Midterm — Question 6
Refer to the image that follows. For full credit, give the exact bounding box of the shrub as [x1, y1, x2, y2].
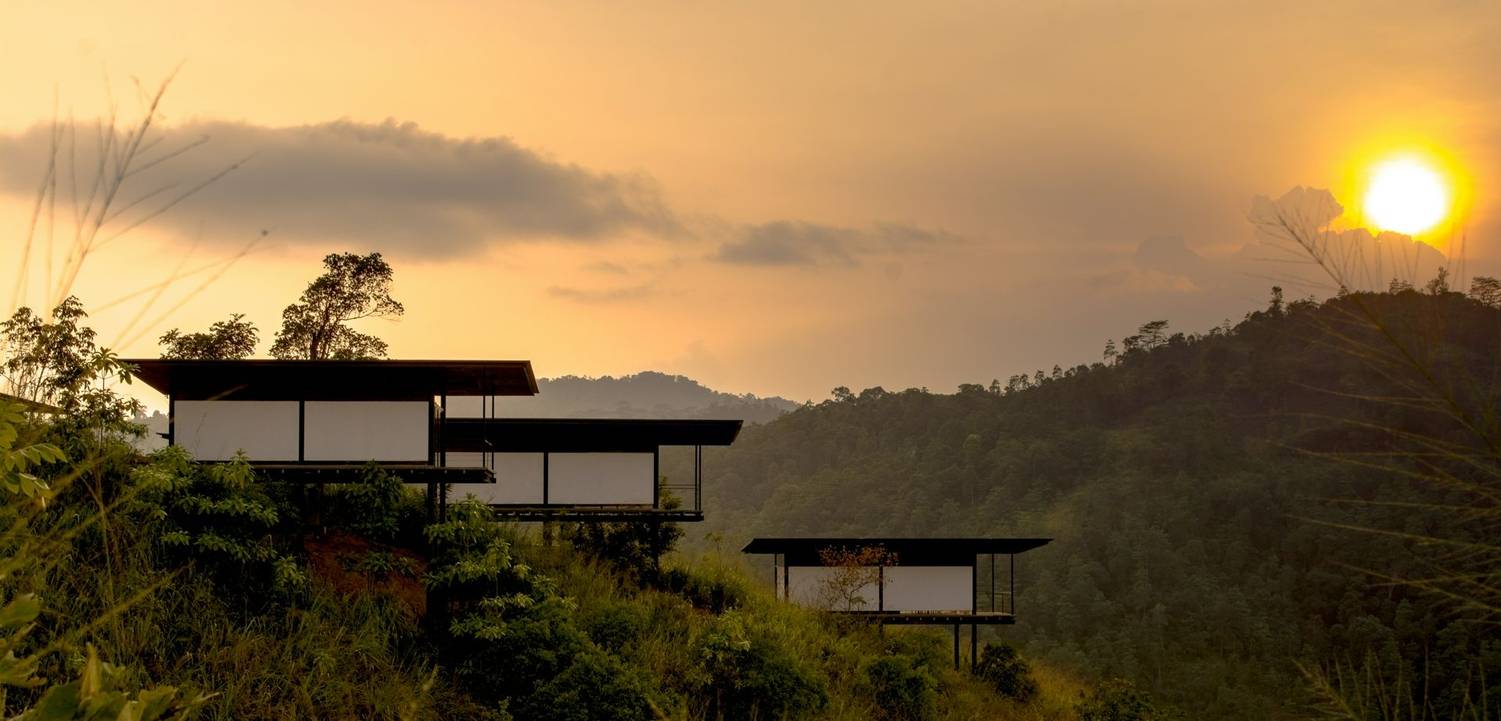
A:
[131, 447, 305, 604]
[975, 642, 1038, 703]
[327, 463, 426, 544]
[694, 611, 827, 721]
[863, 655, 938, 721]
[656, 559, 748, 614]
[564, 497, 684, 582]
[514, 650, 664, 721]
[425, 500, 584, 705]
[583, 602, 649, 653]
[1077, 678, 1182, 721]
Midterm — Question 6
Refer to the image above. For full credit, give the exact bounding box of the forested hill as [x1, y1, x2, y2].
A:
[493, 371, 798, 423]
[692, 288, 1501, 720]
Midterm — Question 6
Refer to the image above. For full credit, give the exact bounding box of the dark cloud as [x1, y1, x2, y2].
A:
[547, 283, 657, 304]
[713, 221, 954, 267]
[0, 119, 681, 256]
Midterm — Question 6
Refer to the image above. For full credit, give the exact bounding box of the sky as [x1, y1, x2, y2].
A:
[2, 1, 1499, 403]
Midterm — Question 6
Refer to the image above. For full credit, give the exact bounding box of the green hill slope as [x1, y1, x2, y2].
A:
[687, 289, 1501, 720]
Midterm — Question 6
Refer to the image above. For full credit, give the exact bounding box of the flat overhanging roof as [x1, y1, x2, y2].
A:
[444, 418, 743, 452]
[124, 359, 538, 401]
[742, 537, 1052, 565]
[0, 392, 61, 414]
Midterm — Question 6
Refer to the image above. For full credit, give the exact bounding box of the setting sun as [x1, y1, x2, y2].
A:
[1363, 156, 1450, 235]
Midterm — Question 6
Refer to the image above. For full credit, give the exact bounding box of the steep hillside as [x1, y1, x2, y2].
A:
[685, 289, 1501, 720]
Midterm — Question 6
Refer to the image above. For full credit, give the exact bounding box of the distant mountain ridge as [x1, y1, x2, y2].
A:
[493, 371, 799, 423]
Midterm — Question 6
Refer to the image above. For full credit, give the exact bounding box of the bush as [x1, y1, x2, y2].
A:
[131, 447, 304, 604]
[327, 463, 426, 544]
[1077, 678, 1182, 721]
[564, 500, 684, 582]
[975, 642, 1038, 703]
[863, 655, 938, 721]
[583, 602, 649, 653]
[425, 500, 585, 705]
[694, 611, 827, 721]
[656, 559, 748, 614]
[514, 650, 663, 721]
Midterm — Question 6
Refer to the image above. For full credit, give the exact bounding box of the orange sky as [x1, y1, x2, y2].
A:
[3, 1, 1499, 403]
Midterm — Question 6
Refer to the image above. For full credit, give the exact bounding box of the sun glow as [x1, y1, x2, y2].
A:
[1362, 156, 1450, 235]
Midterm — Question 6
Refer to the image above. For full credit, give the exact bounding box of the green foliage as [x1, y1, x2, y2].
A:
[1076, 679, 1180, 721]
[692, 610, 828, 721]
[18, 645, 207, 721]
[131, 447, 303, 601]
[327, 464, 426, 544]
[513, 650, 662, 721]
[976, 643, 1038, 703]
[270, 252, 404, 360]
[158, 314, 258, 360]
[425, 500, 584, 706]
[656, 559, 748, 614]
[862, 655, 938, 721]
[0, 401, 65, 500]
[0, 298, 143, 445]
[582, 602, 649, 654]
[564, 494, 684, 582]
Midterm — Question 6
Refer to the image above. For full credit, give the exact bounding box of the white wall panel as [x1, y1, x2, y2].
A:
[779, 565, 973, 612]
[883, 566, 973, 612]
[303, 401, 430, 462]
[548, 452, 654, 505]
[450, 453, 545, 504]
[174, 401, 299, 461]
[783, 566, 879, 610]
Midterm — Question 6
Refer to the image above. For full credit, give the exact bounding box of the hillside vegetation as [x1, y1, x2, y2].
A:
[0, 393, 1101, 718]
[689, 287, 1501, 720]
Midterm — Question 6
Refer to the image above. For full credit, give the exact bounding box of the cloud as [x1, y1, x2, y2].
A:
[547, 283, 657, 304]
[0, 119, 681, 257]
[582, 261, 630, 274]
[1248, 186, 1449, 293]
[713, 221, 954, 267]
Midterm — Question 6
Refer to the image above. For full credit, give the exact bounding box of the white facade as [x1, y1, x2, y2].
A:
[174, 400, 300, 462]
[303, 401, 430, 462]
[442, 452, 547, 505]
[547, 452, 655, 505]
[778, 564, 974, 613]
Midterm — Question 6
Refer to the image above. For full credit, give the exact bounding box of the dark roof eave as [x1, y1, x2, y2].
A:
[741, 537, 1053, 556]
[444, 417, 743, 451]
[122, 359, 539, 400]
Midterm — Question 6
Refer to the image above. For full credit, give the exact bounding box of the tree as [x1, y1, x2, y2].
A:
[1468, 276, 1501, 307]
[815, 545, 896, 611]
[159, 314, 258, 359]
[269, 253, 404, 360]
[0, 297, 141, 433]
[1423, 266, 1451, 295]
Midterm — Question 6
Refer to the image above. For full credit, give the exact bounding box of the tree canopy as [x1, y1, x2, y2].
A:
[159, 314, 259, 360]
[270, 252, 404, 360]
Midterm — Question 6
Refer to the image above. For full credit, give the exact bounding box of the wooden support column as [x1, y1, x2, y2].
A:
[952, 624, 961, 670]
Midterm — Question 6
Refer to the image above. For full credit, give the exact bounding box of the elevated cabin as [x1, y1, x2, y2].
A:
[125, 359, 741, 521]
[743, 537, 1052, 668]
[442, 418, 740, 522]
